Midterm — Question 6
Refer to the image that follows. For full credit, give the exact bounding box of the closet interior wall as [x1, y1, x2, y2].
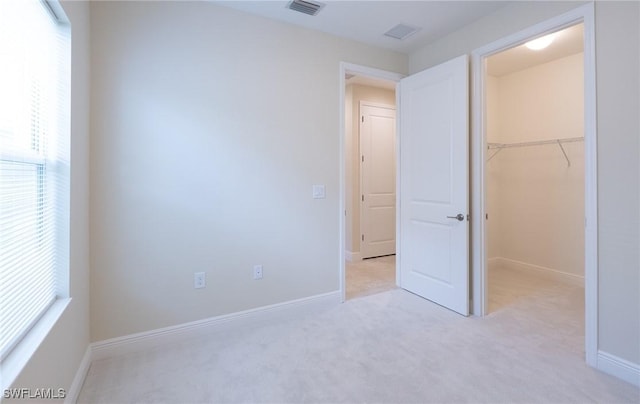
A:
[487, 52, 585, 282]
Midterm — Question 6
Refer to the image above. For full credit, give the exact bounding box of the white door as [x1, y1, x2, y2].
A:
[399, 55, 469, 316]
[360, 103, 396, 259]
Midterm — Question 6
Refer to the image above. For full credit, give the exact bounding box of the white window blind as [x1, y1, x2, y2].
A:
[0, 0, 70, 360]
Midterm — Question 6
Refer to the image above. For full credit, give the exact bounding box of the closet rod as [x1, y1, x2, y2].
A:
[486, 136, 584, 166]
[487, 136, 584, 150]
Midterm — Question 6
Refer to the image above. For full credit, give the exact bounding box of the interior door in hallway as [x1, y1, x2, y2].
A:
[399, 55, 469, 316]
[360, 103, 396, 259]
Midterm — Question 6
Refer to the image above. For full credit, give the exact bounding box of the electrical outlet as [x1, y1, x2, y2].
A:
[253, 265, 263, 280]
[194, 272, 205, 289]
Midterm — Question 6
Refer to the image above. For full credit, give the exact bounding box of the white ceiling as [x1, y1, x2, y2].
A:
[214, 1, 584, 89]
[487, 23, 584, 76]
[214, 1, 508, 54]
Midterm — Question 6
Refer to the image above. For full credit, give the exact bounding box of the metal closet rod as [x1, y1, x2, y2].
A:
[486, 136, 584, 166]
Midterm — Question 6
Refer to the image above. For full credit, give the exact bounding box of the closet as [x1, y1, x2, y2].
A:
[486, 24, 585, 312]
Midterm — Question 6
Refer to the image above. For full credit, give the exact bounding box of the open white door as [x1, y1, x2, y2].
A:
[360, 103, 396, 259]
[398, 55, 469, 316]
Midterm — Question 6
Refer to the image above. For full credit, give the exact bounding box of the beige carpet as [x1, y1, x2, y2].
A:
[346, 255, 396, 300]
[78, 267, 639, 403]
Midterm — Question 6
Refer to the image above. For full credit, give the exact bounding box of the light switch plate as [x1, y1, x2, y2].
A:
[312, 185, 326, 199]
[253, 265, 263, 280]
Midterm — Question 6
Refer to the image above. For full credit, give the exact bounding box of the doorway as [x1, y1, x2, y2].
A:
[472, 3, 597, 365]
[485, 23, 585, 316]
[341, 57, 470, 307]
[340, 65, 402, 301]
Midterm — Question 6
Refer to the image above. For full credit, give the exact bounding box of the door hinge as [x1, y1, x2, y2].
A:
[361, 234, 364, 241]
[361, 195, 364, 202]
[362, 155, 364, 162]
[361, 116, 364, 123]
[486, 213, 488, 220]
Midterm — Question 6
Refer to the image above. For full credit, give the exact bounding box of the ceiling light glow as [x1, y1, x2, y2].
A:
[525, 34, 555, 50]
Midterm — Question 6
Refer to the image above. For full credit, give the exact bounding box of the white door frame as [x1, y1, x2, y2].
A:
[339, 63, 403, 302]
[470, 3, 597, 365]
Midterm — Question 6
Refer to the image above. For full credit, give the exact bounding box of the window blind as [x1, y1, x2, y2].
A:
[0, 0, 70, 360]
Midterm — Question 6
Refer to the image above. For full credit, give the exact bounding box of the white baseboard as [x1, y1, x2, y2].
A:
[91, 291, 341, 361]
[66, 292, 340, 402]
[597, 351, 640, 387]
[65, 346, 92, 404]
[489, 257, 584, 287]
[66, 289, 638, 397]
[345, 250, 362, 262]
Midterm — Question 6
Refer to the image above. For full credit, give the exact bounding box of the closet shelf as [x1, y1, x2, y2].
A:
[486, 136, 584, 166]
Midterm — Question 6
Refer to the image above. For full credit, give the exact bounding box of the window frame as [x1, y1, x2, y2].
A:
[0, 0, 72, 391]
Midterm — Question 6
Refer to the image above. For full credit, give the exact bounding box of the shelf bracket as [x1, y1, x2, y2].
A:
[557, 140, 570, 167]
[487, 147, 502, 162]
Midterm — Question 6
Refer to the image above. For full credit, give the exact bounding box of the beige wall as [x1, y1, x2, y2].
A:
[410, 1, 639, 366]
[595, 1, 640, 365]
[486, 75, 501, 260]
[8, 0, 91, 398]
[90, 1, 407, 341]
[487, 53, 585, 278]
[345, 84, 396, 257]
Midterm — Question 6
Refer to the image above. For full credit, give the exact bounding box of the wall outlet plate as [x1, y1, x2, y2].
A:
[194, 272, 205, 288]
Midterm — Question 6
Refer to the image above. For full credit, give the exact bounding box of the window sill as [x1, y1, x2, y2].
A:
[1, 298, 71, 391]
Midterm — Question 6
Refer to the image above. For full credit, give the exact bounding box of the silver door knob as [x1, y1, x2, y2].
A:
[447, 214, 464, 221]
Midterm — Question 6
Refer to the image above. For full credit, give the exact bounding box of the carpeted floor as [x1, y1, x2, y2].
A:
[78, 266, 639, 403]
[346, 255, 396, 300]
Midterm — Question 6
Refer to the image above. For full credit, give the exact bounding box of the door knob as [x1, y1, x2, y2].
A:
[447, 214, 464, 221]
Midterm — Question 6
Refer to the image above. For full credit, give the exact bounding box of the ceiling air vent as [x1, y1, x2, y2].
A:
[287, 0, 325, 16]
[384, 24, 420, 40]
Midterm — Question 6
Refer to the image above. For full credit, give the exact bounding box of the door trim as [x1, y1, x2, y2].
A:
[470, 3, 597, 365]
[339, 63, 403, 302]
